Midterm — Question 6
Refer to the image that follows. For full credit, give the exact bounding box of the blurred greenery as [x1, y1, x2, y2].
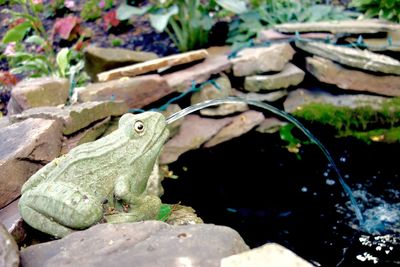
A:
[349, 0, 400, 22]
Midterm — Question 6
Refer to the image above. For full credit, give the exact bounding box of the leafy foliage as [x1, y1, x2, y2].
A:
[228, 0, 359, 46]
[117, 0, 247, 52]
[81, 0, 114, 21]
[349, 0, 400, 22]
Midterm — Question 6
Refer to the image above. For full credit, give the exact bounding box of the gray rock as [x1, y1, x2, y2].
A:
[7, 77, 69, 115]
[160, 115, 234, 164]
[232, 89, 288, 102]
[98, 49, 209, 82]
[190, 75, 232, 105]
[244, 63, 305, 92]
[256, 117, 287, 134]
[221, 243, 313, 267]
[84, 46, 158, 81]
[200, 103, 249, 117]
[306, 56, 400, 96]
[204, 110, 265, 147]
[0, 199, 26, 245]
[20, 221, 249, 267]
[284, 88, 390, 114]
[296, 41, 400, 75]
[164, 47, 232, 93]
[0, 223, 19, 267]
[77, 75, 173, 109]
[10, 101, 128, 135]
[275, 19, 400, 34]
[257, 29, 334, 43]
[0, 117, 10, 128]
[0, 118, 62, 208]
[231, 44, 295, 77]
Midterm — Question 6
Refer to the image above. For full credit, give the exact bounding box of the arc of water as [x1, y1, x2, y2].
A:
[166, 96, 365, 225]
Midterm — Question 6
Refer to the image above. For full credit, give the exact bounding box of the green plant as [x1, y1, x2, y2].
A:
[117, 0, 247, 52]
[228, 0, 359, 46]
[1, 0, 88, 86]
[81, 0, 114, 21]
[350, 0, 400, 22]
[110, 37, 124, 47]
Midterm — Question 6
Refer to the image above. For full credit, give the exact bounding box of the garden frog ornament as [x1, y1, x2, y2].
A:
[19, 112, 169, 238]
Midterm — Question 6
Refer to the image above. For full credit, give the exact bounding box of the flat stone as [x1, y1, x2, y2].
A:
[98, 49, 209, 82]
[296, 41, 400, 75]
[190, 75, 232, 104]
[160, 115, 234, 164]
[275, 19, 400, 34]
[10, 101, 128, 135]
[204, 110, 265, 148]
[221, 243, 313, 267]
[0, 118, 62, 208]
[231, 43, 295, 77]
[256, 117, 287, 134]
[164, 48, 231, 93]
[0, 199, 26, 245]
[20, 221, 249, 267]
[60, 117, 111, 154]
[7, 77, 69, 115]
[77, 75, 173, 109]
[283, 88, 389, 114]
[200, 103, 249, 117]
[0, 117, 10, 128]
[257, 29, 334, 42]
[232, 89, 288, 102]
[0, 223, 19, 267]
[84, 46, 158, 81]
[306, 56, 400, 97]
[345, 30, 400, 52]
[244, 63, 305, 92]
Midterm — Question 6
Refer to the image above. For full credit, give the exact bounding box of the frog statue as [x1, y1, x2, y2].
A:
[18, 112, 170, 238]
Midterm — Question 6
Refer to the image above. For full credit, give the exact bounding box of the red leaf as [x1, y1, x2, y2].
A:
[53, 15, 81, 40]
[103, 10, 120, 31]
[0, 71, 18, 86]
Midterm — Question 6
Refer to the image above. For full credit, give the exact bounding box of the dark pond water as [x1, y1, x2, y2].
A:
[162, 126, 400, 267]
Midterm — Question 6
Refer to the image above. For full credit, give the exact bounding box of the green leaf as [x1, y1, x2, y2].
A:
[2, 21, 31, 44]
[157, 204, 172, 221]
[149, 5, 179, 32]
[56, 48, 70, 77]
[216, 0, 247, 14]
[25, 35, 45, 46]
[116, 3, 151, 20]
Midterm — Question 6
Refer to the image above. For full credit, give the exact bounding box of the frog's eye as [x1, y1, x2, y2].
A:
[134, 120, 145, 133]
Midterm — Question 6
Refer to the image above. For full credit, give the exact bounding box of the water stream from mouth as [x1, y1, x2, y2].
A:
[166, 96, 366, 227]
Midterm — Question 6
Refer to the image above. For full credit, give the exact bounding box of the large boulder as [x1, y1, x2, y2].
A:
[7, 77, 69, 115]
[0, 118, 62, 208]
[20, 221, 249, 267]
[84, 46, 158, 81]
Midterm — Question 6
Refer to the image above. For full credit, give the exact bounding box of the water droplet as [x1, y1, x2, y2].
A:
[326, 179, 335, 186]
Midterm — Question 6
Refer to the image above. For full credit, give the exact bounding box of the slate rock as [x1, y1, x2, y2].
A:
[10, 101, 128, 135]
[204, 110, 265, 147]
[7, 77, 69, 115]
[84, 46, 158, 81]
[231, 44, 295, 77]
[306, 56, 400, 97]
[244, 63, 305, 92]
[275, 19, 400, 34]
[0, 199, 26, 244]
[221, 243, 313, 267]
[20, 221, 249, 267]
[0, 118, 62, 208]
[160, 115, 234, 164]
[256, 117, 287, 134]
[232, 89, 288, 102]
[98, 49, 208, 82]
[164, 47, 232, 92]
[296, 41, 400, 75]
[0, 223, 19, 267]
[77, 75, 173, 109]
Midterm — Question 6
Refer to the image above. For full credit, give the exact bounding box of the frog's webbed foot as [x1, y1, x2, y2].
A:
[105, 195, 161, 224]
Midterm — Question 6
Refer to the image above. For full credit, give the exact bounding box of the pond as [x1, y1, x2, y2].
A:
[162, 112, 400, 267]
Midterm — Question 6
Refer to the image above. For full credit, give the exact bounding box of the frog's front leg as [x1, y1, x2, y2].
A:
[106, 175, 161, 223]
